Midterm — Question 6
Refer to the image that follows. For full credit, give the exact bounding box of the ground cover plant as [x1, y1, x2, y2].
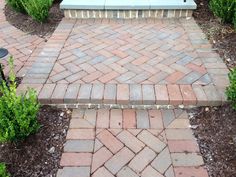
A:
[0, 163, 10, 177]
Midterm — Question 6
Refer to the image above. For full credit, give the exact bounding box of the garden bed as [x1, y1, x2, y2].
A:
[191, 1, 236, 177]
[189, 105, 236, 177]
[0, 106, 71, 177]
[193, 0, 236, 69]
[4, 0, 64, 38]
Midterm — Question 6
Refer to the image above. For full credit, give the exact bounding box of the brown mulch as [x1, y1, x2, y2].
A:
[4, 0, 64, 38]
[193, 0, 236, 69]
[0, 106, 71, 177]
[193, 2, 236, 176]
[189, 105, 236, 177]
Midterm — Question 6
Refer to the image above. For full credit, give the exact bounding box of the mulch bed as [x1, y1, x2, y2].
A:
[193, 0, 236, 69]
[189, 105, 236, 177]
[4, 0, 64, 38]
[192, 1, 236, 177]
[0, 106, 71, 177]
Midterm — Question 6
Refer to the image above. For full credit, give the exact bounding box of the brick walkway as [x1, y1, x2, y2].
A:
[19, 18, 229, 106]
[57, 108, 209, 177]
[0, 0, 45, 77]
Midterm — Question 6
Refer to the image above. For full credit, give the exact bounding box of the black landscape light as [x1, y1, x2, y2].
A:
[0, 48, 9, 84]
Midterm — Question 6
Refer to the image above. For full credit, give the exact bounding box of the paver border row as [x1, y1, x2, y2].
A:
[17, 83, 226, 106]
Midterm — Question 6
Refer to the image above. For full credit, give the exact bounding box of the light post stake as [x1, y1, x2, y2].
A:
[0, 48, 9, 85]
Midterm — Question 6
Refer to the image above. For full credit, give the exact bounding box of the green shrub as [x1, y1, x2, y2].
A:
[0, 163, 10, 177]
[234, 12, 236, 29]
[6, 0, 25, 13]
[22, 0, 53, 22]
[0, 57, 40, 142]
[226, 68, 236, 109]
[210, 0, 236, 24]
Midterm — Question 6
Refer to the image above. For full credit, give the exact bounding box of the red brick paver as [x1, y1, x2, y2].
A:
[0, 1, 45, 77]
[57, 108, 209, 177]
[18, 18, 228, 106]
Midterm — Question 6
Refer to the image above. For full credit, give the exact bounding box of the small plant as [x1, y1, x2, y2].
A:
[21, 0, 53, 22]
[0, 163, 10, 177]
[0, 57, 40, 142]
[6, 0, 25, 13]
[210, 0, 236, 24]
[226, 68, 236, 109]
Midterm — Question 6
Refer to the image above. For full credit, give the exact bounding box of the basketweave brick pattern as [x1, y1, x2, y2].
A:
[0, 1, 45, 77]
[20, 18, 229, 106]
[57, 108, 209, 177]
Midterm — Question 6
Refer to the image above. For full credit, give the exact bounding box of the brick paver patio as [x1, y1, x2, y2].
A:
[57, 108, 209, 177]
[0, 0, 45, 77]
[0, 2, 228, 177]
[18, 18, 229, 106]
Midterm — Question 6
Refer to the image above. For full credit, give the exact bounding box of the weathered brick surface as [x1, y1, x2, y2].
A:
[17, 18, 228, 106]
[60, 153, 92, 166]
[58, 109, 209, 177]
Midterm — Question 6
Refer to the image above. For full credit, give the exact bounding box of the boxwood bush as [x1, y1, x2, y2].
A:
[210, 0, 236, 28]
[22, 0, 53, 22]
[226, 68, 236, 109]
[6, 0, 53, 22]
[6, 0, 25, 13]
[0, 163, 10, 177]
[0, 57, 40, 142]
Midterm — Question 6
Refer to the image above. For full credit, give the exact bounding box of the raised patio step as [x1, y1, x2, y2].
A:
[60, 0, 197, 19]
[17, 83, 227, 107]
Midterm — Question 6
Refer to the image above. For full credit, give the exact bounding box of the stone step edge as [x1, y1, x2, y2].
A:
[17, 83, 227, 106]
[60, 0, 197, 10]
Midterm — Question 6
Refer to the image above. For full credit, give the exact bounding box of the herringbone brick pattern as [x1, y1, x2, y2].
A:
[0, 0, 45, 77]
[57, 108, 209, 177]
[47, 19, 211, 85]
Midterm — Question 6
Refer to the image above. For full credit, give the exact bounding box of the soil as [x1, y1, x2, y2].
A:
[189, 105, 236, 177]
[4, 0, 64, 38]
[0, 106, 71, 177]
[193, 0, 236, 69]
[192, 2, 236, 176]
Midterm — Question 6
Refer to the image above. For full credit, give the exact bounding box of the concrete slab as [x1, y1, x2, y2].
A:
[105, 0, 150, 10]
[60, 0, 106, 9]
[149, 0, 197, 9]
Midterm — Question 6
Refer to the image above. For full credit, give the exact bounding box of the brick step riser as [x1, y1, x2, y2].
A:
[17, 83, 227, 107]
[64, 9, 193, 19]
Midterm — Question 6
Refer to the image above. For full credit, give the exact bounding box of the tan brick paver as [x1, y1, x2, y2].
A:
[0, 1, 45, 77]
[57, 108, 209, 177]
[18, 17, 229, 106]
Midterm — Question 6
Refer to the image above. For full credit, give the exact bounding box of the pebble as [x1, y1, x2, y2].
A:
[48, 147, 55, 154]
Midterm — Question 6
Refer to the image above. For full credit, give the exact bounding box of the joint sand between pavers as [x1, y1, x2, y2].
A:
[19, 17, 229, 106]
[57, 108, 209, 177]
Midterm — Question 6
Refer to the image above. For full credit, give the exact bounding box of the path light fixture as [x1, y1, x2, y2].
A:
[0, 48, 9, 85]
